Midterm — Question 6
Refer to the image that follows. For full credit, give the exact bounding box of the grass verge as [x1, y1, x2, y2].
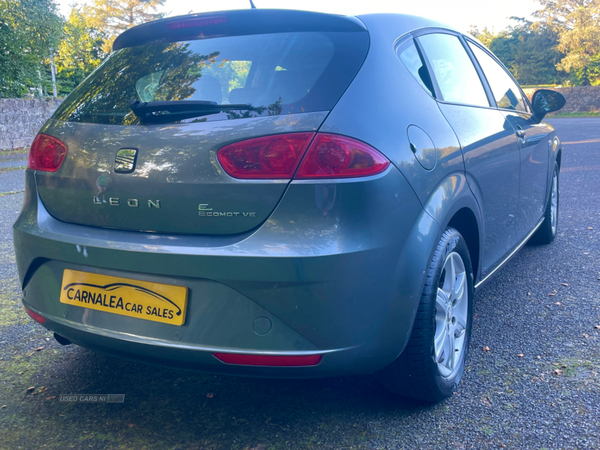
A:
[0, 166, 26, 174]
[548, 111, 600, 118]
[0, 148, 28, 156]
[0, 190, 25, 197]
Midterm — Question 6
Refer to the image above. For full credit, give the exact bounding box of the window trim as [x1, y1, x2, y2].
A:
[463, 37, 533, 115]
[412, 37, 443, 100]
[394, 34, 439, 100]
[412, 28, 494, 110]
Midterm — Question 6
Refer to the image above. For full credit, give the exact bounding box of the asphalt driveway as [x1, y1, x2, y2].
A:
[0, 118, 599, 450]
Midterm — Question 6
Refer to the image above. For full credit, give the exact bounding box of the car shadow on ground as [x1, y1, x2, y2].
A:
[25, 344, 437, 447]
[52, 345, 431, 411]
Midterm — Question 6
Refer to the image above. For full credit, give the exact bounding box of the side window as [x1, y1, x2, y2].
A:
[468, 42, 527, 113]
[397, 40, 435, 97]
[417, 33, 489, 107]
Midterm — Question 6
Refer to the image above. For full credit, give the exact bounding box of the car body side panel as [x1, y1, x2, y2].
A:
[501, 111, 554, 240]
[437, 104, 520, 277]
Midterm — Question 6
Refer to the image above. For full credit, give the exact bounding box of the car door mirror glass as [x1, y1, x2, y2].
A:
[531, 89, 566, 122]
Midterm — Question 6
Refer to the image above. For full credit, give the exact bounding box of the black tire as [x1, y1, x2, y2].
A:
[529, 161, 559, 245]
[375, 227, 474, 403]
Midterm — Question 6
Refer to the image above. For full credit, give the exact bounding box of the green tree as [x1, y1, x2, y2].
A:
[0, 0, 63, 97]
[84, 0, 165, 54]
[56, 8, 103, 96]
[536, 0, 600, 85]
[55, 42, 214, 124]
[489, 19, 564, 85]
[469, 26, 498, 48]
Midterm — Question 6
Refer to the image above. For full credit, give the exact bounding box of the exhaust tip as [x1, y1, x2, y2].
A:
[54, 333, 71, 346]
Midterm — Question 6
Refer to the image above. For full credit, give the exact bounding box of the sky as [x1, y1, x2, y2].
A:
[56, 0, 542, 33]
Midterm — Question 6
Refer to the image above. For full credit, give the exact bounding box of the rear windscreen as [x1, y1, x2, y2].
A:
[53, 31, 369, 125]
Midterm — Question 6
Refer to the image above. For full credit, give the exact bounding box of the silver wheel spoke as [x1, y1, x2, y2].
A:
[454, 272, 466, 299]
[447, 326, 456, 370]
[435, 327, 447, 363]
[447, 255, 456, 294]
[436, 289, 449, 314]
[455, 309, 467, 335]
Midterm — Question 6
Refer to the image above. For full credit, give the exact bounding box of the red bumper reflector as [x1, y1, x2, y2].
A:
[213, 353, 322, 367]
[24, 306, 46, 325]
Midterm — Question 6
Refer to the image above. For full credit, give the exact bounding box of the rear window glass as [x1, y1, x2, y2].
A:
[53, 31, 368, 125]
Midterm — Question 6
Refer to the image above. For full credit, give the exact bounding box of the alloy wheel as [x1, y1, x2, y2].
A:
[434, 251, 469, 378]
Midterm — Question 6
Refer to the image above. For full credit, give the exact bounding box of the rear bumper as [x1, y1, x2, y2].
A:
[14, 169, 440, 377]
[23, 303, 367, 378]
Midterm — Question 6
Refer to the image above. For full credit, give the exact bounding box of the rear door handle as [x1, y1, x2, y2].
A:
[515, 126, 526, 142]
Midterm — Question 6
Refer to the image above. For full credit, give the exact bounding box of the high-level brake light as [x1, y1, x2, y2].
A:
[165, 16, 228, 30]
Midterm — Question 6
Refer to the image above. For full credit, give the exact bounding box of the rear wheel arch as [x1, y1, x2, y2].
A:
[446, 208, 480, 283]
[422, 173, 483, 284]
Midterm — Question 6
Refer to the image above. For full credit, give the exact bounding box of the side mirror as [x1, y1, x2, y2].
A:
[530, 89, 566, 123]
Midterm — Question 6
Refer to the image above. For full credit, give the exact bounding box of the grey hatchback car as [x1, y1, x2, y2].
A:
[14, 9, 565, 402]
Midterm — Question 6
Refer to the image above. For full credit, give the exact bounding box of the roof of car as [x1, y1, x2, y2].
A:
[356, 13, 459, 37]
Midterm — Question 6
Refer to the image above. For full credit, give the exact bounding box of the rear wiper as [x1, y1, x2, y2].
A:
[130, 100, 254, 122]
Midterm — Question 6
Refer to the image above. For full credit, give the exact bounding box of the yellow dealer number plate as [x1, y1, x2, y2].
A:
[60, 270, 188, 326]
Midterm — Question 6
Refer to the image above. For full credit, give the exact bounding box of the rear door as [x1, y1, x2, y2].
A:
[415, 31, 521, 276]
[466, 40, 553, 240]
[36, 11, 369, 235]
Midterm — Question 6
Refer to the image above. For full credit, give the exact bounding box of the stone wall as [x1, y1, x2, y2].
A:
[0, 98, 63, 150]
[523, 86, 600, 115]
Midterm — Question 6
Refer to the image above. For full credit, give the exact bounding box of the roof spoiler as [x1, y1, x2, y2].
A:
[113, 9, 367, 51]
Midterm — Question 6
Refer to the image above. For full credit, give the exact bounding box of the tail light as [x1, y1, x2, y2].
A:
[213, 353, 322, 366]
[295, 134, 389, 179]
[28, 134, 67, 172]
[217, 133, 389, 180]
[217, 133, 315, 179]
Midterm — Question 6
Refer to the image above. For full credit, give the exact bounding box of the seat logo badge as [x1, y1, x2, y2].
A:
[114, 148, 138, 173]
